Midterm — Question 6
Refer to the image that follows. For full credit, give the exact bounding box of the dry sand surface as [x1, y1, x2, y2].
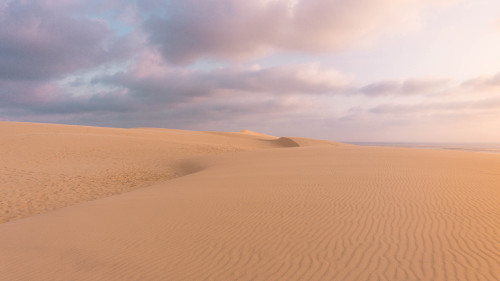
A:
[0, 122, 499, 280]
[0, 122, 286, 223]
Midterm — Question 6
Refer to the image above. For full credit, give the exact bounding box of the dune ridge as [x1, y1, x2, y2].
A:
[239, 129, 276, 138]
[0, 122, 499, 280]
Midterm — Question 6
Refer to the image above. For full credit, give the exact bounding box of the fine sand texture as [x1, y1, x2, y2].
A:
[0, 122, 285, 223]
[0, 122, 499, 280]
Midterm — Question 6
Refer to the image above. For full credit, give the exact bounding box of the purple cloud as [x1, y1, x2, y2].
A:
[360, 79, 449, 96]
[143, 0, 427, 64]
[370, 96, 500, 115]
[1, 0, 499, 142]
[1, 50, 350, 127]
[93, 60, 351, 107]
[461, 72, 500, 91]
[0, 0, 134, 81]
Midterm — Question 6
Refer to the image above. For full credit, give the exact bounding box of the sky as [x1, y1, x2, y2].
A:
[1, 0, 500, 142]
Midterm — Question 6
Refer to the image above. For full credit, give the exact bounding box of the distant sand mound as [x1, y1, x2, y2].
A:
[272, 137, 301, 147]
[268, 136, 345, 148]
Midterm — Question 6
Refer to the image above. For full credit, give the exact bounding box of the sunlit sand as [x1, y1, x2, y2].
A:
[1, 122, 499, 280]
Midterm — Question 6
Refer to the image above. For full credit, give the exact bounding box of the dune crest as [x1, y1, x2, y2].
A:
[239, 129, 276, 138]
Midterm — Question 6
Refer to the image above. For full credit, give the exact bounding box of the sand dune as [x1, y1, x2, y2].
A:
[0, 122, 282, 223]
[239, 129, 276, 138]
[0, 122, 499, 280]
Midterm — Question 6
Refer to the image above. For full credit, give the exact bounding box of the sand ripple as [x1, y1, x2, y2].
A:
[0, 122, 498, 280]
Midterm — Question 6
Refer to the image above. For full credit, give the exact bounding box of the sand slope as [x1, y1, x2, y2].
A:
[0, 122, 292, 223]
[0, 122, 499, 280]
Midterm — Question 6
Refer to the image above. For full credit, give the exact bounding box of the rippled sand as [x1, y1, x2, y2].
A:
[1, 122, 499, 280]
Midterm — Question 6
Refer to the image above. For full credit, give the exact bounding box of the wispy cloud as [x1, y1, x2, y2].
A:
[359, 79, 449, 96]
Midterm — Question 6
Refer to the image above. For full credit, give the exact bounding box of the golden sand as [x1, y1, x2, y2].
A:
[0, 122, 499, 280]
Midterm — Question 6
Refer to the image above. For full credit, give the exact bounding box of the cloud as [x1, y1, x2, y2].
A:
[0, 79, 134, 114]
[143, 0, 432, 64]
[1, 0, 498, 142]
[355, 72, 500, 116]
[359, 79, 449, 96]
[1, 55, 350, 126]
[461, 72, 500, 91]
[0, 0, 134, 81]
[370, 96, 500, 115]
[4, 43, 500, 130]
[95, 58, 351, 107]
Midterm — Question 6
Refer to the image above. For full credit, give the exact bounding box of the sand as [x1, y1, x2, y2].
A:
[0, 122, 285, 223]
[0, 122, 499, 280]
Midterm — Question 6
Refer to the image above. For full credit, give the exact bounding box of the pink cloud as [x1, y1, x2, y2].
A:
[144, 0, 438, 64]
[461, 73, 500, 91]
[0, 0, 134, 80]
[360, 78, 450, 96]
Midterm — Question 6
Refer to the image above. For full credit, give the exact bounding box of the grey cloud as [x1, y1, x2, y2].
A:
[0, 78, 135, 114]
[94, 63, 349, 107]
[360, 79, 449, 96]
[4, 91, 303, 132]
[0, 0, 134, 81]
[142, 0, 427, 64]
[360, 81, 401, 96]
[208, 64, 348, 94]
[2, 61, 340, 127]
[3, 0, 496, 143]
[33, 91, 137, 115]
[143, 1, 288, 64]
[370, 96, 500, 115]
[461, 72, 500, 90]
